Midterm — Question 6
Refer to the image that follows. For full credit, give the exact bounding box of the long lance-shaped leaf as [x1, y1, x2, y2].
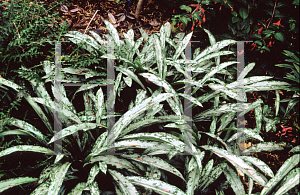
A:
[87, 164, 100, 186]
[86, 155, 140, 175]
[108, 93, 174, 146]
[208, 84, 245, 102]
[204, 28, 220, 66]
[226, 76, 273, 88]
[108, 170, 139, 195]
[240, 142, 284, 155]
[193, 40, 236, 62]
[200, 61, 238, 84]
[96, 87, 104, 125]
[173, 31, 193, 60]
[225, 128, 264, 143]
[154, 35, 164, 79]
[0, 145, 54, 157]
[88, 30, 107, 45]
[274, 168, 300, 195]
[123, 154, 185, 181]
[178, 93, 203, 107]
[67, 182, 87, 195]
[30, 182, 49, 195]
[126, 176, 186, 195]
[199, 132, 232, 151]
[186, 167, 201, 195]
[49, 123, 103, 144]
[0, 78, 53, 133]
[201, 145, 267, 186]
[237, 62, 255, 81]
[112, 139, 162, 151]
[48, 162, 71, 195]
[104, 20, 120, 46]
[195, 50, 234, 65]
[119, 132, 185, 152]
[223, 165, 245, 195]
[116, 66, 145, 90]
[32, 97, 81, 124]
[261, 154, 300, 195]
[198, 163, 227, 190]
[240, 156, 274, 178]
[191, 61, 238, 96]
[140, 73, 182, 116]
[289, 145, 300, 153]
[244, 81, 291, 92]
[120, 115, 187, 137]
[3, 117, 46, 144]
[89, 181, 100, 195]
[0, 177, 38, 193]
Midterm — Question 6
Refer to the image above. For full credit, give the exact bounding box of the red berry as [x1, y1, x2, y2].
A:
[231, 8, 233, 11]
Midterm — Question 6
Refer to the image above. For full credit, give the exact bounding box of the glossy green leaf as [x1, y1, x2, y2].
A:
[223, 165, 245, 195]
[0, 177, 38, 193]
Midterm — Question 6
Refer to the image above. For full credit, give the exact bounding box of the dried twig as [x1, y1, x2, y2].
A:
[82, 10, 99, 38]
[13, 22, 20, 38]
[266, 0, 277, 30]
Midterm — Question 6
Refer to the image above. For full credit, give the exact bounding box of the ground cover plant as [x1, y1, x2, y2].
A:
[0, 19, 299, 194]
[0, 0, 299, 194]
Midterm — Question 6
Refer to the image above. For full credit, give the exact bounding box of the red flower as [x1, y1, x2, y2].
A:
[267, 41, 273, 47]
[273, 19, 284, 27]
[203, 16, 206, 23]
[281, 125, 292, 136]
[250, 43, 257, 51]
[214, 2, 217, 4]
[200, 8, 205, 13]
[173, 9, 175, 14]
[258, 27, 263, 35]
[219, 6, 222, 10]
[231, 8, 234, 11]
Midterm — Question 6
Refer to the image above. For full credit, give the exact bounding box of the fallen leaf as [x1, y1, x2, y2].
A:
[118, 14, 126, 22]
[108, 12, 116, 24]
[149, 19, 159, 26]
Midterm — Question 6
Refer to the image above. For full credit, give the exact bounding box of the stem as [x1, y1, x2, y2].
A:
[135, 0, 144, 21]
[266, 0, 277, 30]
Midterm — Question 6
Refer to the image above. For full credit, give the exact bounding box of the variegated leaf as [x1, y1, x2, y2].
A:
[122, 154, 185, 181]
[109, 170, 139, 195]
[261, 154, 300, 195]
[126, 176, 186, 195]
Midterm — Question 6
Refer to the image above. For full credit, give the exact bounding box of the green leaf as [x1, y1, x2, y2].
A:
[241, 142, 284, 155]
[261, 154, 300, 195]
[140, 73, 182, 116]
[223, 165, 245, 195]
[239, 7, 248, 19]
[104, 20, 120, 46]
[274, 32, 284, 42]
[180, 5, 192, 12]
[123, 154, 185, 181]
[274, 168, 300, 195]
[116, 66, 145, 90]
[201, 145, 267, 186]
[0, 145, 54, 157]
[186, 166, 201, 195]
[67, 182, 87, 195]
[173, 32, 193, 60]
[109, 170, 139, 195]
[87, 164, 100, 186]
[48, 162, 71, 195]
[240, 156, 274, 178]
[0, 177, 38, 193]
[232, 17, 240, 23]
[48, 123, 101, 144]
[126, 176, 186, 195]
[289, 145, 300, 153]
